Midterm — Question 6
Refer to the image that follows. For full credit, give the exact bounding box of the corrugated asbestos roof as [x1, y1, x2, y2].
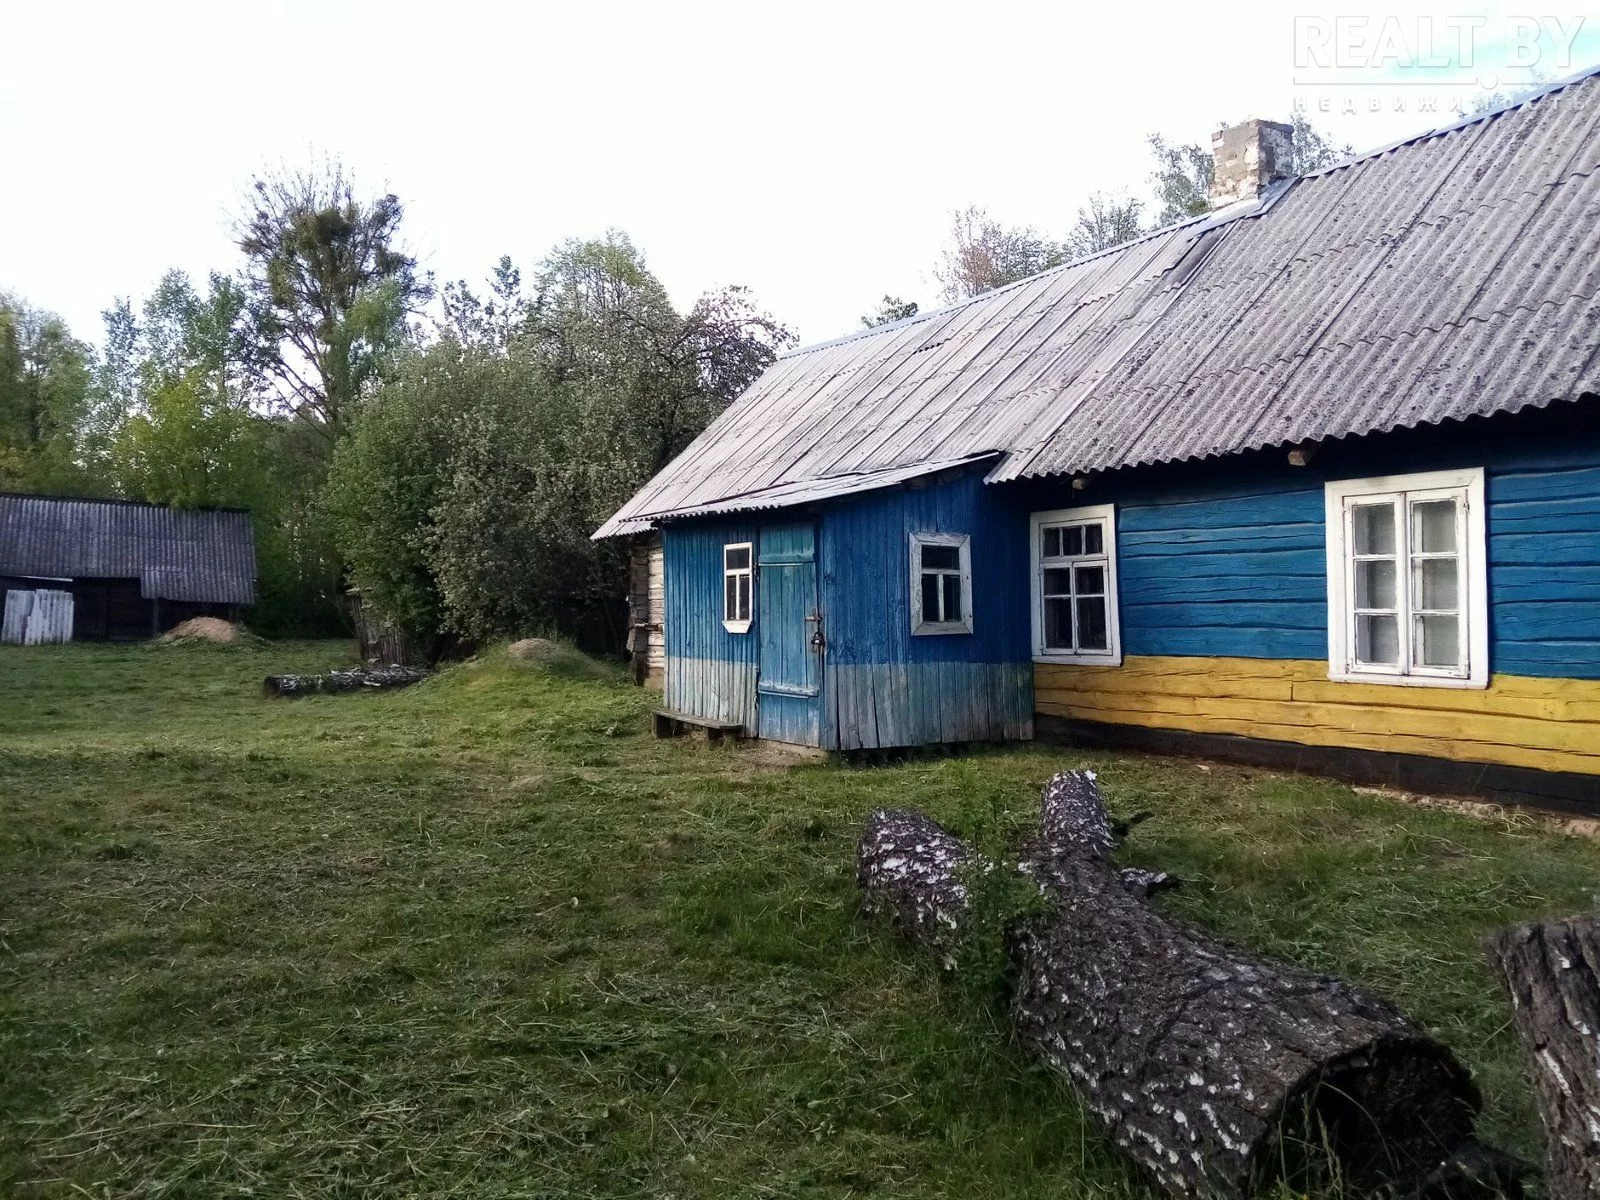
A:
[0, 494, 257, 605]
[596, 66, 1600, 537]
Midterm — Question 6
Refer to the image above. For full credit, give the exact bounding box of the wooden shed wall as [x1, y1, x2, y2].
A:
[1030, 418, 1600, 778]
[662, 519, 759, 727]
[819, 471, 1032, 749]
[627, 534, 665, 687]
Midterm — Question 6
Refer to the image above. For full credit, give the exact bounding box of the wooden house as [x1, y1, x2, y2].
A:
[0, 494, 256, 643]
[596, 71, 1600, 808]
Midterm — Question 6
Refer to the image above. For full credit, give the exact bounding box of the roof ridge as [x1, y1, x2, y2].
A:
[0, 491, 253, 515]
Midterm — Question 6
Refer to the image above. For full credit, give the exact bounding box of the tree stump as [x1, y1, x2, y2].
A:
[857, 771, 1521, 1200]
[1488, 915, 1600, 1200]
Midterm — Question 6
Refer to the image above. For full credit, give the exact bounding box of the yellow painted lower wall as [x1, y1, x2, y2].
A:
[1034, 656, 1600, 777]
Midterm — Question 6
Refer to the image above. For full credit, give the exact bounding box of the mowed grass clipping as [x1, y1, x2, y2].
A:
[1, 642, 1594, 1198]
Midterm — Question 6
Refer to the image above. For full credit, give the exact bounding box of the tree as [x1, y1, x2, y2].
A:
[861, 296, 919, 328]
[0, 295, 98, 494]
[1288, 111, 1353, 173]
[237, 158, 431, 440]
[332, 235, 794, 649]
[440, 256, 528, 350]
[1147, 133, 1214, 225]
[933, 207, 1066, 303]
[1064, 192, 1144, 258]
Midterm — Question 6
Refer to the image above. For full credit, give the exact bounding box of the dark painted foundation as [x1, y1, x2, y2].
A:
[1036, 714, 1600, 817]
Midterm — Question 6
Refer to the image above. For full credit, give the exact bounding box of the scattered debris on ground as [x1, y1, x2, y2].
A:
[158, 618, 260, 646]
[263, 665, 429, 698]
[1353, 785, 1600, 840]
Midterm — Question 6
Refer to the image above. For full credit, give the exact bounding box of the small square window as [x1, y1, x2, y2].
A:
[910, 533, 972, 636]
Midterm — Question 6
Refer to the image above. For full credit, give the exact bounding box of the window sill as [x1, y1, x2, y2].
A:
[1327, 666, 1487, 690]
[912, 622, 973, 637]
[722, 619, 752, 635]
[1033, 651, 1122, 667]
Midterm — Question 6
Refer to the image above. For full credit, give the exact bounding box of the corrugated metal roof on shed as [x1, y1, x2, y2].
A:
[597, 65, 1600, 537]
[0, 494, 257, 605]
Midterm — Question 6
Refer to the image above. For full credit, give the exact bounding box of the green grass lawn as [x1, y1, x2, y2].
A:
[1, 641, 1595, 1198]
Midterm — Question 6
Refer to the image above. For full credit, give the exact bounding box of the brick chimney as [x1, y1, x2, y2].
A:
[1209, 118, 1294, 208]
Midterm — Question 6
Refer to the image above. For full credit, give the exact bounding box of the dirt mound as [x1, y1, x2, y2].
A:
[506, 638, 618, 680]
[159, 618, 256, 646]
[507, 638, 559, 663]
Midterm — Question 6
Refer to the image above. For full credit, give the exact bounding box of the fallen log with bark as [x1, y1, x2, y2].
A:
[263, 665, 430, 698]
[1488, 915, 1600, 1200]
[857, 771, 1522, 1200]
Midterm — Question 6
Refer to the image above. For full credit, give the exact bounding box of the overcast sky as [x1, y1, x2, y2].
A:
[3, 1, 1596, 349]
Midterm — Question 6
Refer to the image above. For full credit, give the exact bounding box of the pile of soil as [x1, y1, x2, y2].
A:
[158, 618, 256, 646]
[507, 638, 558, 663]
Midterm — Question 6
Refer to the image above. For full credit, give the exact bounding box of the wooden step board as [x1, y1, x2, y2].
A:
[652, 709, 745, 741]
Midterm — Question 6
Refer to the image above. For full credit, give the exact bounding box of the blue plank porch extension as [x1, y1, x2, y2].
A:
[659, 467, 1033, 751]
[600, 76, 1600, 800]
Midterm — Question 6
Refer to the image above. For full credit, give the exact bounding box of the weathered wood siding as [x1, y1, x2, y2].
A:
[659, 469, 1033, 748]
[662, 521, 758, 728]
[627, 534, 665, 687]
[1, 588, 74, 645]
[1030, 417, 1600, 775]
[819, 470, 1032, 749]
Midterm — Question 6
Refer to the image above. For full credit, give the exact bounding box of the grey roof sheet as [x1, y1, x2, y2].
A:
[597, 66, 1600, 535]
[0, 494, 258, 605]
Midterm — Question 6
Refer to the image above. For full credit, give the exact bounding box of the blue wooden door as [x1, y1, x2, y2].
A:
[756, 524, 823, 745]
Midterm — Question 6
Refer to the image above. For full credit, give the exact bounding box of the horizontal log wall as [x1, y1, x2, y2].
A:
[1036, 656, 1600, 777]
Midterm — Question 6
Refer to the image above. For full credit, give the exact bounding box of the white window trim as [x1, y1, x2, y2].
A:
[1030, 504, 1122, 666]
[1324, 468, 1488, 689]
[909, 531, 973, 636]
[722, 541, 753, 634]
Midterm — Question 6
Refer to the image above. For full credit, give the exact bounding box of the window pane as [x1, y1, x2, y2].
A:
[725, 545, 750, 570]
[1416, 614, 1460, 669]
[1044, 597, 1073, 649]
[1356, 613, 1400, 665]
[1351, 503, 1396, 555]
[1355, 559, 1396, 610]
[942, 574, 962, 622]
[725, 574, 738, 620]
[1073, 565, 1104, 595]
[1075, 597, 1108, 650]
[1042, 527, 1060, 558]
[1412, 500, 1457, 554]
[737, 573, 751, 621]
[920, 573, 941, 622]
[1043, 568, 1072, 596]
[1083, 523, 1104, 555]
[1060, 526, 1083, 557]
[921, 543, 960, 571]
[1414, 557, 1458, 611]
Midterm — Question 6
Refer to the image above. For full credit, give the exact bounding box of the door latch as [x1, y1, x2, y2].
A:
[806, 610, 826, 653]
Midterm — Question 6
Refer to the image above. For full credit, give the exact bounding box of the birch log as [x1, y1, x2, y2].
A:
[1488, 916, 1600, 1200]
[857, 771, 1522, 1200]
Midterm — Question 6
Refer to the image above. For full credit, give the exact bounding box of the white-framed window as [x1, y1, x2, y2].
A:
[1031, 505, 1121, 665]
[1324, 468, 1488, 688]
[722, 542, 752, 633]
[909, 532, 973, 636]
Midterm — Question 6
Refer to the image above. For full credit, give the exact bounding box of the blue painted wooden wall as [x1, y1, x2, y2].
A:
[818, 469, 1033, 749]
[662, 519, 759, 726]
[1013, 414, 1600, 679]
[659, 468, 1033, 748]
